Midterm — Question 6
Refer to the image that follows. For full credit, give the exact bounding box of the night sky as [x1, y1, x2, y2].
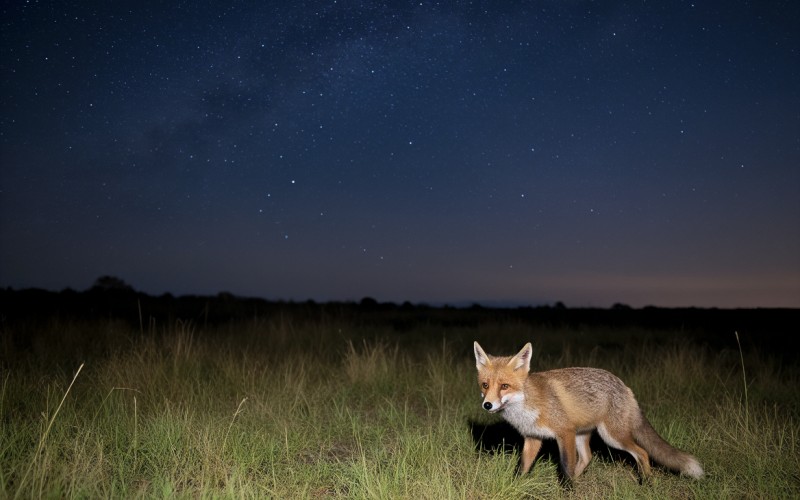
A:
[2, 1, 799, 308]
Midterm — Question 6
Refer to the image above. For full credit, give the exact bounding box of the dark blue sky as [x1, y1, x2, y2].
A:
[2, 1, 799, 307]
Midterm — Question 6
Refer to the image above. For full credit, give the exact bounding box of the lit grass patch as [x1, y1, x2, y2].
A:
[1, 315, 797, 498]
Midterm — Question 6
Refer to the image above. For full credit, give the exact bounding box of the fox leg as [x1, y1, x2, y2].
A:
[597, 424, 652, 478]
[623, 440, 651, 478]
[574, 433, 592, 477]
[520, 437, 542, 474]
[555, 431, 578, 480]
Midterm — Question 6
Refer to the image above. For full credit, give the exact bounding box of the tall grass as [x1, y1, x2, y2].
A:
[1, 314, 798, 498]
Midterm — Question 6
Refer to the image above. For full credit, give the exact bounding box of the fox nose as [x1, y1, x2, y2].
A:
[483, 402, 492, 411]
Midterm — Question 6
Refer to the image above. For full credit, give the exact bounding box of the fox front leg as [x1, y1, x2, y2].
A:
[574, 433, 592, 477]
[519, 437, 542, 474]
[555, 432, 578, 481]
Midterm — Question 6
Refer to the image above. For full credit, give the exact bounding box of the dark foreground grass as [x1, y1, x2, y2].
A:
[1, 313, 798, 498]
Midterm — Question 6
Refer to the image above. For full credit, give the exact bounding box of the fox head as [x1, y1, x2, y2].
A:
[473, 341, 532, 413]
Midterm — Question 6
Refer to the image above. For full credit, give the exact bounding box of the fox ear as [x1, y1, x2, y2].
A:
[509, 342, 533, 372]
[474, 341, 491, 369]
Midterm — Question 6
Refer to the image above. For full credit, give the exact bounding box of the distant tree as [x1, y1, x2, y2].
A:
[611, 302, 632, 310]
[90, 276, 134, 293]
[359, 297, 378, 308]
[553, 301, 567, 310]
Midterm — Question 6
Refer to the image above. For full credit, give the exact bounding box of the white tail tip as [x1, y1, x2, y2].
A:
[683, 458, 704, 479]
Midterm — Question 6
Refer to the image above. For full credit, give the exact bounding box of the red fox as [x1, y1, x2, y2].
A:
[473, 341, 703, 481]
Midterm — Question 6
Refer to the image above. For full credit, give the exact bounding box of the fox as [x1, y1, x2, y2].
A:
[473, 341, 703, 482]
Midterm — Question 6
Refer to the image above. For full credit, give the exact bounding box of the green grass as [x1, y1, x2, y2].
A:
[1, 314, 798, 498]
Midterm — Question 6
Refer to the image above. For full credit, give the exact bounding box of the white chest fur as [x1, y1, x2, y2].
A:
[502, 401, 556, 439]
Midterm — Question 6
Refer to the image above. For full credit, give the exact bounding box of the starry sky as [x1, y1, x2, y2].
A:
[2, 1, 799, 308]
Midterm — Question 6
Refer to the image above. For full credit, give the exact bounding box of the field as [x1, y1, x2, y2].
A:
[1, 294, 799, 498]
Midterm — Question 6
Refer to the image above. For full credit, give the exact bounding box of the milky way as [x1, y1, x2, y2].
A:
[2, 1, 799, 307]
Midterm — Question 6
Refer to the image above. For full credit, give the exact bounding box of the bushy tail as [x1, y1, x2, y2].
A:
[634, 414, 704, 478]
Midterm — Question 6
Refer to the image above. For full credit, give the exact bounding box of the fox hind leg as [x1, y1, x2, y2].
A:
[597, 423, 652, 478]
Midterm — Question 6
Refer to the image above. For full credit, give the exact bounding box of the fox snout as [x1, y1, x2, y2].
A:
[481, 399, 503, 413]
[481, 390, 524, 413]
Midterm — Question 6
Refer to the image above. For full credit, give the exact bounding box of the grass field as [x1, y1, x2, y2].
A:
[1, 307, 798, 498]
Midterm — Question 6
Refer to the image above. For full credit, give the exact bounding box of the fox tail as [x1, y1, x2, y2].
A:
[633, 414, 704, 479]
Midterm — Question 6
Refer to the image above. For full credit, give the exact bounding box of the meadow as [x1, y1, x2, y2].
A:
[1, 299, 798, 498]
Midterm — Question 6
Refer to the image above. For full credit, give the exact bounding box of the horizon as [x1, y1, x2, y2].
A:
[3, 275, 798, 309]
[5, 278, 797, 311]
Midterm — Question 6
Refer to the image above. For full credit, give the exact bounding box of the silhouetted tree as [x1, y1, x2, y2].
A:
[90, 276, 134, 293]
[359, 297, 378, 308]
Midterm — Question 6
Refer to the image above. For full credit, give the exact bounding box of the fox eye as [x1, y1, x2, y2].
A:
[481, 382, 489, 389]
[500, 383, 509, 390]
